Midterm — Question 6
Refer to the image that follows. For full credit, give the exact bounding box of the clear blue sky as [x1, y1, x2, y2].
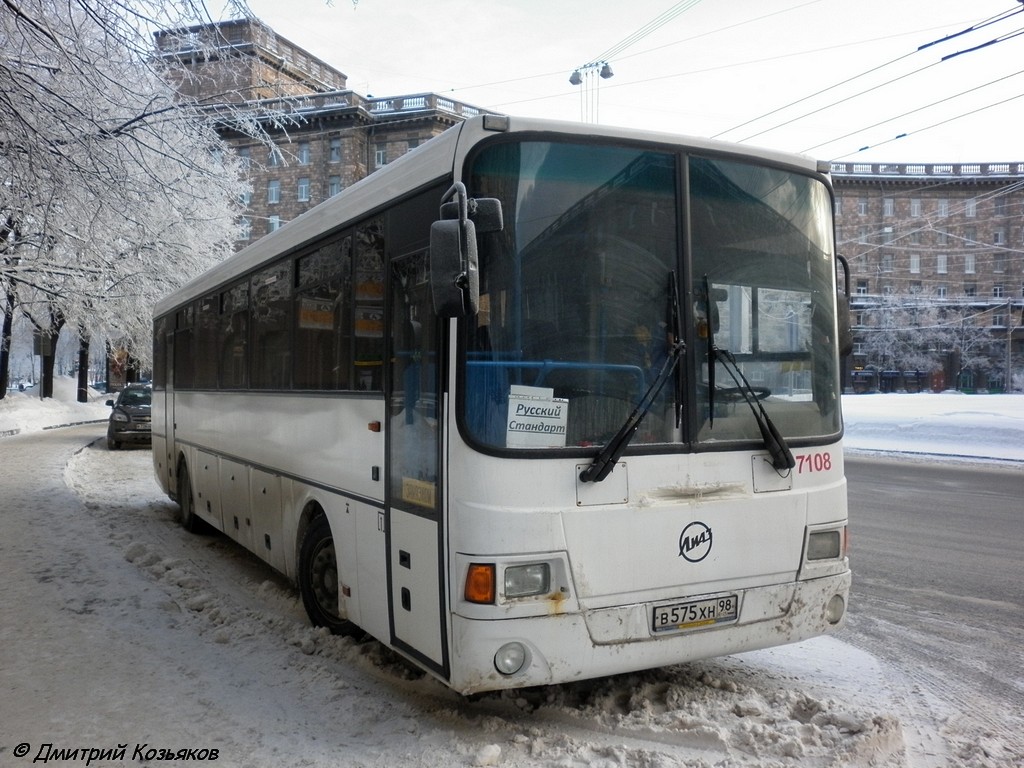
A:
[238, 0, 1024, 163]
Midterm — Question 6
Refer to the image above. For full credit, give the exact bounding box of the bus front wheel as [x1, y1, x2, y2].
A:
[175, 460, 204, 533]
[299, 515, 359, 636]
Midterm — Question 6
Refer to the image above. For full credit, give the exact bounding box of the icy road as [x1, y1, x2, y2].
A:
[0, 413, 1019, 767]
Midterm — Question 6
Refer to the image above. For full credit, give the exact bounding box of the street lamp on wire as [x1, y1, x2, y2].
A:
[568, 61, 614, 123]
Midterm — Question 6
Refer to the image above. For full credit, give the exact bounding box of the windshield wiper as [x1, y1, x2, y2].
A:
[702, 275, 716, 428]
[580, 272, 685, 484]
[714, 347, 796, 473]
[579, 338, 684, 483]
[702, 273, 793, 473]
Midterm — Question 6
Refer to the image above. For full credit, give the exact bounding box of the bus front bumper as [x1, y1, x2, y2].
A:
[447, 570, 851, 695]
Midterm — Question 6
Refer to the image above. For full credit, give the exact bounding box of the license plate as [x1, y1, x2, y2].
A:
[652, 594, 739, 633]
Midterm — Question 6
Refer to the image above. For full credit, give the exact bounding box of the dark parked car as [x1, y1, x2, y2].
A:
[106, 384, 152, 449]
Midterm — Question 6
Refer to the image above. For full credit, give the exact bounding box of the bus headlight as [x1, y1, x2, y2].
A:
[807, 530, 842, 560]
[494, 642, 527, 675]
[504, 563, 550, 598]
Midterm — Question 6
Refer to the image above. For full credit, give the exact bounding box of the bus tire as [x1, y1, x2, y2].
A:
[299, 514, 359, 636]
[175, 460, 204, 534]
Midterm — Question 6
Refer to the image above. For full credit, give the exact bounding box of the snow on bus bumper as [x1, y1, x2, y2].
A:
[447, 570, 851, 695]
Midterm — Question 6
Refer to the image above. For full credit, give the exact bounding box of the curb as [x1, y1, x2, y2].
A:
[0, 419, 106, 439]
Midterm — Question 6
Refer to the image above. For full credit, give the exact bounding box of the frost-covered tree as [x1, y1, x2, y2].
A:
[0, 0, 258, 399]
[857, 289, 999, 389]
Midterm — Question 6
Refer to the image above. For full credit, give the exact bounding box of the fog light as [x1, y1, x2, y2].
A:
[494, 642, 527, 676]
[826, 594, 845, 625]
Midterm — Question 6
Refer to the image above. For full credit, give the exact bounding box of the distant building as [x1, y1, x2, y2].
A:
[156, 19, 491, 246]
[832, 162, 1024, 391]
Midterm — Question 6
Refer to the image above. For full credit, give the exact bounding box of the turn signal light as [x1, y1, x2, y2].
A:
[465, 563, 496, 604]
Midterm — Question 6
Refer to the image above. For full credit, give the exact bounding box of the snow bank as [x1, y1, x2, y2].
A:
[841, 392, 1024, 463]
[0, 375, 109, 437]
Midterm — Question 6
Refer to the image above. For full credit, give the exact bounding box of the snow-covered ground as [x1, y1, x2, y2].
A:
[841, 390, 1024, 464]
[1, 378, 1021, 767]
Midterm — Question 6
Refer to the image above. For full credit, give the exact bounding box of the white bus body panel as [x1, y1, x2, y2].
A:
[444, 436, 848, 693]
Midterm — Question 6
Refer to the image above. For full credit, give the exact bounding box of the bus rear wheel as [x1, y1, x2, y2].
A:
[299, 515, 359, 636]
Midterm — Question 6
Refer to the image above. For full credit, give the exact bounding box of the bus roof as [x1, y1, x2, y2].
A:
[155, 115, 824, 317]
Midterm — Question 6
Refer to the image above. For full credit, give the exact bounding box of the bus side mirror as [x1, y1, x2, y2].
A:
[430, 216, 479, 317]
[836, 254, 853, 357]
[837, 292, 853, 357]
[430, 183, 502, 317]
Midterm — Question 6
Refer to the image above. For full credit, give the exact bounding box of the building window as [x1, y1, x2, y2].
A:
[965, 198, 976, 217]
[267, 179, 281, 204]
[964, 226, 977, 246]
[239, 217, 252, 240]
[857, 198, 868, 215]
[269, 147, 282, 167]
[298, 141, 311, 165]
[328, 175, 342, 196]
[856, 279, 869, 295]
[937, 253, 948, 274]
[881, 253, 893, 272]
[240, 188, 251, 208]
[993, 284, 1005, 298]
[834, 199, 842, 217]
[329, 138, 341, 163]
[883, 198, 894, 217]
[964, 253, 975, 273]
[964, 282, 977, 297]
[910, 253, 920, 273]
[297, 177, 310, 202]
[910, 198, 921, 217]
[375, 145, 387, 168]
[937, 230, 948, 245]
[237, 146, 251, 171]
[858, 226, 869, 244]
[937, 284, 947, 298]
[268, 215, 281, 233]
[993, 229, 1005, 247]
[938, 199, 949, 217]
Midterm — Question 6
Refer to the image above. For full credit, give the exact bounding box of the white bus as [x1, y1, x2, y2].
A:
[153, 115, 850, 695]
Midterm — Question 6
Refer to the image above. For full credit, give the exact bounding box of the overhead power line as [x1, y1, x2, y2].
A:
[576, 0, 703, 70]
[714, 3, 1024, 149]
[801, 66, 1024, 154]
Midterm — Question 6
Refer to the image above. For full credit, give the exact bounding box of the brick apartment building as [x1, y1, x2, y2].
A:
[155, 19, 490, 246]
[831, 162, 1024, 392]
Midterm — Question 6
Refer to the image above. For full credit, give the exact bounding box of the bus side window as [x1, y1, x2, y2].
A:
[295, 235, 352, 390]
[251, 262, 293, 390]
[354, 219, 385, 391]
[219, 282, 248, 389]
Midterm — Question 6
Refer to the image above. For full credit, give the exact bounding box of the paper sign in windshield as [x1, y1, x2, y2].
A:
[506, 385, 568, 448]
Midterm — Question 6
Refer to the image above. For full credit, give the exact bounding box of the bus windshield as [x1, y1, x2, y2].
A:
[463, 139, 840, 453]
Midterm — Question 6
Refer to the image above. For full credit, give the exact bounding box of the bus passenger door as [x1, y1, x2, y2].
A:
[386, 250, 448, 677]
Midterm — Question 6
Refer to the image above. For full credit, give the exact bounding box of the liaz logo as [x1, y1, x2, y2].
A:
[678, 521, 713, 563]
